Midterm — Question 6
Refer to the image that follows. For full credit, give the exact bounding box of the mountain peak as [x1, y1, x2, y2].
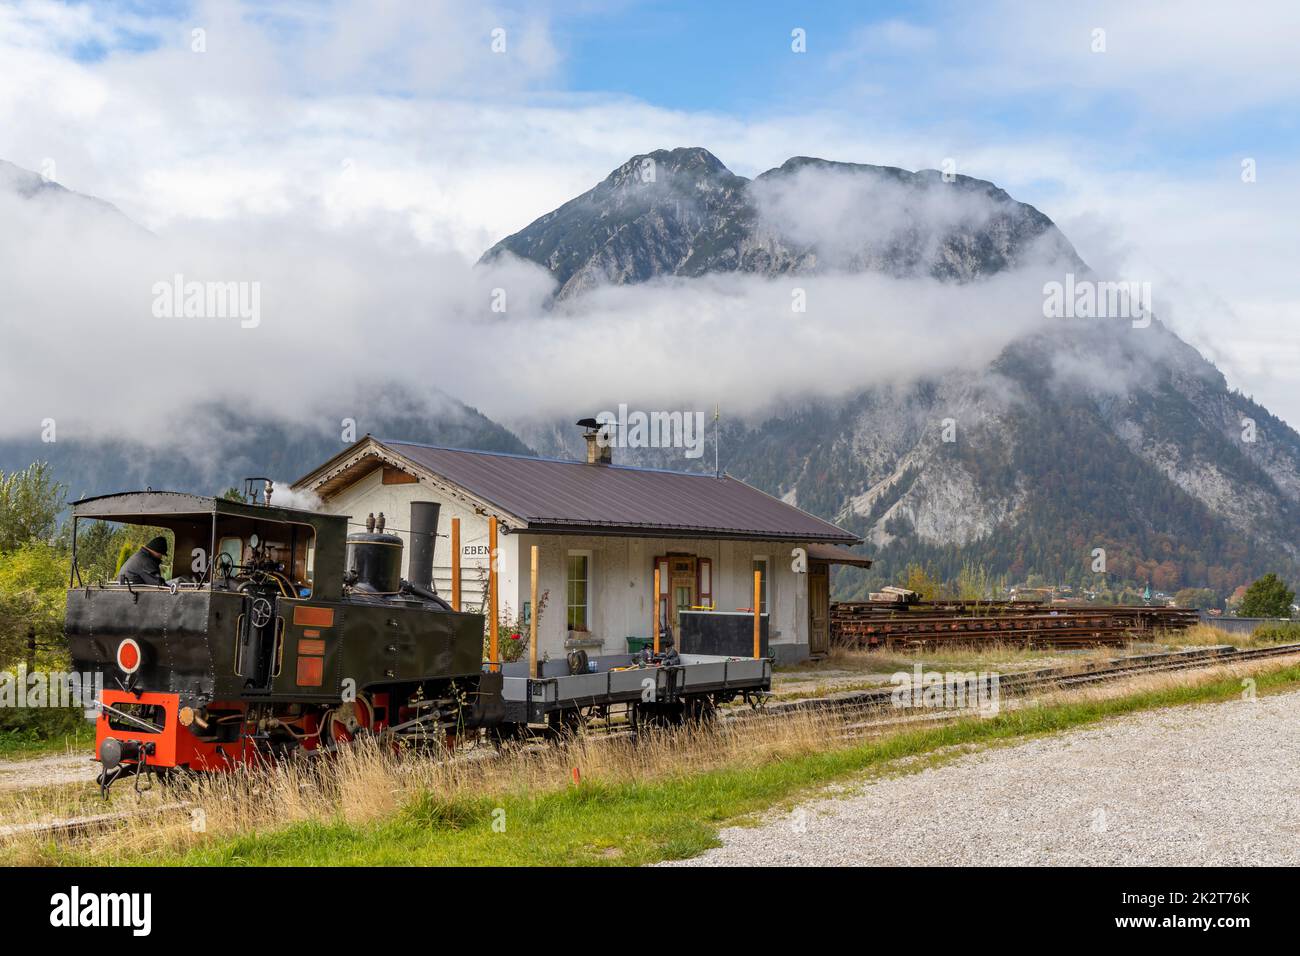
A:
[0, 158, 60, 199]
[481, 146, 1081, 296]
[0, 158, 145, 233]
[605, 146, 733, 184]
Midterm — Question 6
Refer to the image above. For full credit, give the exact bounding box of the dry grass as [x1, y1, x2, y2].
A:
[0, 709, 844, 864]
[7, 647, 1300, 866]
[1151, 623, 1253, 648]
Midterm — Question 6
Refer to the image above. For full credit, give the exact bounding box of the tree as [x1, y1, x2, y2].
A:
[956, 561, 995, 601]
[0, 543, 67, 667]
[1239, 573, 1295, 618]
[901, 563, 948, 601]
[71, 520, 131, 583]
[1173, 587, 1219, 611]
[0, 462, 67, 551]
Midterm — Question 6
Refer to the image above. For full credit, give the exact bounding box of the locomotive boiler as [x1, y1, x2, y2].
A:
[65, 489, 501, 794]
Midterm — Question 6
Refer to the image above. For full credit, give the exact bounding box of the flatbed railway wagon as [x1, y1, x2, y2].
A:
[500, 654, 772, 731]
[64, 488, 772, 793]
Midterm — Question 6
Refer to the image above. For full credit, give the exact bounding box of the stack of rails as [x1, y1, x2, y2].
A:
[830, 601, 1200, 650]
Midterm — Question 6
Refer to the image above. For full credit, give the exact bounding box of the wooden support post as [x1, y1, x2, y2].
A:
[753, 569, 762, 659]
[529, 545, 539, 679]
[653, 564, 661, 654]
[450, 517, 461, 612]
[488, 516, 499, 672]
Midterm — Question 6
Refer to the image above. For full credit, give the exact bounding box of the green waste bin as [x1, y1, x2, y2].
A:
[626, 636, 652, 654]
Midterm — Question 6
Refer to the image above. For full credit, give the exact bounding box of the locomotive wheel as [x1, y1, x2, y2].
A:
[321, 696, 375, 747]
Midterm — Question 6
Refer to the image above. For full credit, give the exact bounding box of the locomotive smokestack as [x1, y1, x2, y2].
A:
[408, 501, 442, 592]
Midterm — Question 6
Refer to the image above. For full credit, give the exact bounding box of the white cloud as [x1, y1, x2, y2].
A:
[0, 0, 1297, 433]
[0, 166, 1067, 446]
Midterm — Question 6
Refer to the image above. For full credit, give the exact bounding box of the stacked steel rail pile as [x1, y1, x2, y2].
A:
[831, 600, 1200, 650]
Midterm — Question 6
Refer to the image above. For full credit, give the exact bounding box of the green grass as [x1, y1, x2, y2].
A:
[0, 726, 92, 760]
[53, 661, 1300, 868]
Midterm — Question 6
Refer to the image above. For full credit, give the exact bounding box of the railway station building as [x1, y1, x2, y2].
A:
[292, 436, 870, 663]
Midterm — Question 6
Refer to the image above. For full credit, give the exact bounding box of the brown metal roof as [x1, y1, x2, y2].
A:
[349, 440, 859, 543]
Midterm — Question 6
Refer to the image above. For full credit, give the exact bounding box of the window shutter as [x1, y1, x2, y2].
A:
[697, 557, 713, 610]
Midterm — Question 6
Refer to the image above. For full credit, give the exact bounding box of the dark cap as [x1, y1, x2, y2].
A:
[145, 536, 169, 555]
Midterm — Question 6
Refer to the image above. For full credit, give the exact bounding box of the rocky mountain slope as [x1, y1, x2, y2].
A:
[7, 149, 1295, 598]
[0, 383, 531, 505]
[490, 148, 1300, 595]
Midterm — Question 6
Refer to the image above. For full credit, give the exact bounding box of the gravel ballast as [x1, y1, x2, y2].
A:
[665, 689, 1300, 866]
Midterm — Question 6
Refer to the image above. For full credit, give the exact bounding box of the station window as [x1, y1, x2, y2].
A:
[567, 552, 591, 631]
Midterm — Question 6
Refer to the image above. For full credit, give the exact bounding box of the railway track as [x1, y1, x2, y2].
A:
[757, 641, 1300, 722]
[0, 802, 190, 843]
[8, 642, 1300, 845]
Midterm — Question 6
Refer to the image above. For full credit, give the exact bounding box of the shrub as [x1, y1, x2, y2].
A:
[1253, 621, 1300, 644]
[0, 697, 90, 752]
[1239, 573, 1295, 618]
[481, 591, 550, 665]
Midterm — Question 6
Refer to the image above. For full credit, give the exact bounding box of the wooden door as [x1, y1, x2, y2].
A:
[668, 556, 696, 633]
[808, 562, 830, 656]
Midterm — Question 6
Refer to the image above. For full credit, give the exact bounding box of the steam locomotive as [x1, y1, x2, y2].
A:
[66, 488, 502, 794]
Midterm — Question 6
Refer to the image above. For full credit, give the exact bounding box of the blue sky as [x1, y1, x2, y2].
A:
[60, 0, 1298, 187]
[555, 0, 1298, 176]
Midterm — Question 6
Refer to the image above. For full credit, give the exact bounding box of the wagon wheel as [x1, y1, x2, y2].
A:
[551, 707, 588, 736]
[683, 696, 716, 723]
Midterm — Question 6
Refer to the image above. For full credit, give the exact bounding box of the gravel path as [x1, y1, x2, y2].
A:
[0, 753, 91, 792]
[666, 689, 1300, 866]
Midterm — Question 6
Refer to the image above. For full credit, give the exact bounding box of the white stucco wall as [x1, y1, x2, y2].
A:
[323, 468, 506, 612]
[508, 534, 806, 660]
[322, 471, 810, 662]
